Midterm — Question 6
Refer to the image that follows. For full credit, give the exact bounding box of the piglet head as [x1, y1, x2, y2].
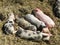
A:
[35, 8, 42, 12]
[32, 8, 42, 15]
[32, 8, 39, 13]
[8, 12, 15, 20]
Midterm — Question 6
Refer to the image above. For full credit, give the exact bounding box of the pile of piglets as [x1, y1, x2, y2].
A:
[2, 8, 55, 42]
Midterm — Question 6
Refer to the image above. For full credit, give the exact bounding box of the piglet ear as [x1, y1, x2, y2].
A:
[34, 8, 41, 12]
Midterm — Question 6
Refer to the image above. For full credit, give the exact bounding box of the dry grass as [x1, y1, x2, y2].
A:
[0, 0, 60, 45]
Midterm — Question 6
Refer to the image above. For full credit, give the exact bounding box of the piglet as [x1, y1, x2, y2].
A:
[16, 27, 51, 41]
[16, 16, 37, 31]
[32, 8, 55, 28]
[3, 12, 17, 34]
[24, 14, 46, 30]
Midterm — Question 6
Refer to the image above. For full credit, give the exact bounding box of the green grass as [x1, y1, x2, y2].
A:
[0, 0, 60, 45]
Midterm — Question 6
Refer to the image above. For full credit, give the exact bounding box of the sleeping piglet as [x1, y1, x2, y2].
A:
[32, 8, 55, 28]
[16, 17, 37, 31]
[16, 27, 51, 41]
[24, 14, 46, 31]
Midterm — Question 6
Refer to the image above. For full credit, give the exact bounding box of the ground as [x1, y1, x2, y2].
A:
[0, 0, 60, 45]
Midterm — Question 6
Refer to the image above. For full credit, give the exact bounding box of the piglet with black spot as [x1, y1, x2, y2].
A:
[16, 27, 51, 41]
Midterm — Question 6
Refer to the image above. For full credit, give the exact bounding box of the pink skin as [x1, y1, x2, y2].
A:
[42, 27, 52, 40]
[33, 8, 55, 28]
[32, 8, 54, 38]
[33, 8, 55, 37]
[42, 27, 52, 35]
[41, 32, 52, 37]
[41, 30, 52, 40]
